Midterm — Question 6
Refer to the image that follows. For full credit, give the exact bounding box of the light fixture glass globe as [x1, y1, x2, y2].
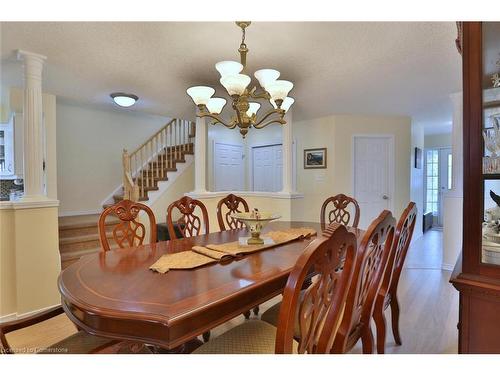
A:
[186, 86, 215, 106]
[110, 93, 138, 107]
[220, 74, 251, 96]
[215, 61, 243, 78]
[246, 102, 261, 117]
[206, 97, 227, 114]
[266, 80, 293, 102]
[271, 97, 295, 112]
[254, 69, 280, 90]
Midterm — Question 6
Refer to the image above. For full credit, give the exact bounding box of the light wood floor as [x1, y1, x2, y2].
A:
[6, 229, 458, 354]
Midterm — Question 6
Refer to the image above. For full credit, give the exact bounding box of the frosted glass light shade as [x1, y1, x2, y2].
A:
[246, 102, 261, 117]
[220, 74, 251, 96]
[271, 97, 295, 112]
[206, 97, 227, 114]
[266, 80, 293, 101]
[254, 69, 280, 89]
[215, 61, 243, 78]
[186, 86, 215, 106]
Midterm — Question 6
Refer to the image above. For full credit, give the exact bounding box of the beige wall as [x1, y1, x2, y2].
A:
[292, 114, 411, 225]
[411, 122, 425, 240]
[56, 101, 171, 215]
[1, 206, 60, 318]
[0, 209, 16, 317]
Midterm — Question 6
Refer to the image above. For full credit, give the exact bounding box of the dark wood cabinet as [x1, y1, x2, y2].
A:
[450, 22, 500, 354]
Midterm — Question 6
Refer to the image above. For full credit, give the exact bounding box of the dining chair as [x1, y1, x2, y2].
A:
[98, 199, 157, 252]
[216, 193, 249, 231]
[216, 193, 260, 318]
[373, 202, 417, 353]
[330, 210, 396, 354]
[320, 194, 360, 230]
[0, 306, 151, 354]
[166, 196, 209, 239]
[192, 223, 358, 354]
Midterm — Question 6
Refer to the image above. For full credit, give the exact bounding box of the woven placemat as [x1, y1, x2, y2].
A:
[150, 227, 317, 274]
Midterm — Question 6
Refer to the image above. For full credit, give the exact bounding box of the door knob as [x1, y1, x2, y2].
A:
[382, 195, 389, 200]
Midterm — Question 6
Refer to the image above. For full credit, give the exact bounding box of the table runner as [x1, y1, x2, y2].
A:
[150, 227, 317, 274]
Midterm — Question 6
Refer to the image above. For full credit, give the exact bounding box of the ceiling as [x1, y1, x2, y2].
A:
[0, 22, 461, 134]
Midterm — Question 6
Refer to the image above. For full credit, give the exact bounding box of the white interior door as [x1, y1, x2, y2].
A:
[353, 136, 393, 229]
[214, 142, 244, 191]
[438, 147, 452, 226]
[252, 144, 283, 192]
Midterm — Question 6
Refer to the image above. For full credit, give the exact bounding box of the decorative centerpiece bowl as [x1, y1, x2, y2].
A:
[231, 210, 281, 245]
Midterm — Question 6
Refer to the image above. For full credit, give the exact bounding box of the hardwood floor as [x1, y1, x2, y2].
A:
[6, 229, 458, 354]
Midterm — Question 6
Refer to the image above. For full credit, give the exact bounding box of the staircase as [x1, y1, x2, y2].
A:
[59, 118, 195, 269]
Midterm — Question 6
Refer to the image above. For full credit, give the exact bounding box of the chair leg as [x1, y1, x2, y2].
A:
[361, 325, 374, 354]
[390, 297, 402, 345]
[243, 311, 251, 319]
[373, 299, 387, 354]
[253, 306, 260, 316]
[202, 331, 210, 342]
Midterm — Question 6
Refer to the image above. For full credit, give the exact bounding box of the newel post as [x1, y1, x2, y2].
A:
[122, 149, 132, 200]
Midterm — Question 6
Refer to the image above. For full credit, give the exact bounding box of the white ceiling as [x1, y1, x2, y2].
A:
[0, 22, 461, 134]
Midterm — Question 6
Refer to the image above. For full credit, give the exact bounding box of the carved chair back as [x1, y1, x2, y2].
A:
[275, 223, 358, 354]
[320, 194, 361, 230]
[384, 202, 417, 301]
[332, 210, 395, 353]
[98, 199, 157, 252]
[166, 196, 209, 239]
[216, 194, 250, 231]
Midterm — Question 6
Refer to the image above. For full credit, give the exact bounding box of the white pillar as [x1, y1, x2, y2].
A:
[281, 110, 294, 194]
[194, 116, 207, 193]
[442, 92, 463, 270]
[17, 50, 47, 201]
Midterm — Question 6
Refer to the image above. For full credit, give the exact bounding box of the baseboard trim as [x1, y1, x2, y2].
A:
[0, 312, 17, 323]
[0, 303, 61, 323]
[441, 263, 455, 271]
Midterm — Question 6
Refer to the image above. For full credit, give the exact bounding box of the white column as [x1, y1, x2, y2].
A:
[442, 91, 463, 270]
[17, 50, 47, 201]
[281, 110, 294, 194]
[193, 116, 207, 193]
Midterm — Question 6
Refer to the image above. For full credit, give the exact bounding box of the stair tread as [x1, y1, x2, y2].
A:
[58, 214, 120, 230]
[59, 232, 114, 245]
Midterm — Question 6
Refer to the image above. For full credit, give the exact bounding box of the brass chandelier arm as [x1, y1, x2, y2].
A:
[197, 110, 233, 128]
[253, 117, 287, 129]
[253, 108, 285, 127]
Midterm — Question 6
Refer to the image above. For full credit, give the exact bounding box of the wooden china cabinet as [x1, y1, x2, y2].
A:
[450, 22, 500, 353]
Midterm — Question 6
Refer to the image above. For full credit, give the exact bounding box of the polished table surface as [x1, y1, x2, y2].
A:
[58, 221, 363, 349]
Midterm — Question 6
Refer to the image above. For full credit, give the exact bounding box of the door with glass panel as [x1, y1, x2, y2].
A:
[425, 147, 452, 228]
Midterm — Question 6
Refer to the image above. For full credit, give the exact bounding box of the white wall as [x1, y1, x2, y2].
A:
[56, 101, 171, 215]
[424, 133, 452, 149]
[411, 121, 425, 240]
[207, 124, 283, 191]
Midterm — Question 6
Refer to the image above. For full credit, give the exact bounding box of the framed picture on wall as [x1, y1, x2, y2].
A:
[415, 147, 423, 169]
[304, 148, 327, 169]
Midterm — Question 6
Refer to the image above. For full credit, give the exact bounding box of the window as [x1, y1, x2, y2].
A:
[425, 149, 439, 214]
[448, 154, 453, 190]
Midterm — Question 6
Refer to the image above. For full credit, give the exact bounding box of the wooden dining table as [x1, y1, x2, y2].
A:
[58, 221, 364, 351]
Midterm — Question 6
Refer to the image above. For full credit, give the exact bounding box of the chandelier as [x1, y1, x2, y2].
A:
[186, 21, 294, 138]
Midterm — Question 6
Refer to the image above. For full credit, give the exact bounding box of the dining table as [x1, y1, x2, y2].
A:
[58, 221, 364, 351]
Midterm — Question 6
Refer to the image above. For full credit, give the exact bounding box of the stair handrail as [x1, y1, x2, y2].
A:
[122, 118, 195, 202]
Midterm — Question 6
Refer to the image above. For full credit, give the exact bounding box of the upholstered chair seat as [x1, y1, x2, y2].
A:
[193, 320, 299, 354]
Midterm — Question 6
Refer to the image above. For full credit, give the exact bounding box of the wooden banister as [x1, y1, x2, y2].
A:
[122, 119, 194, 202]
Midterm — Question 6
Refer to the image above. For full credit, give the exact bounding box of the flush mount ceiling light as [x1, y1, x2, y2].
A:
[186, 21, 294, 138]
[110, 93, 139, 107]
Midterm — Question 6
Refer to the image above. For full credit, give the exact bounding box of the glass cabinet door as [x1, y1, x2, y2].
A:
[481, 22, 500, 265]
